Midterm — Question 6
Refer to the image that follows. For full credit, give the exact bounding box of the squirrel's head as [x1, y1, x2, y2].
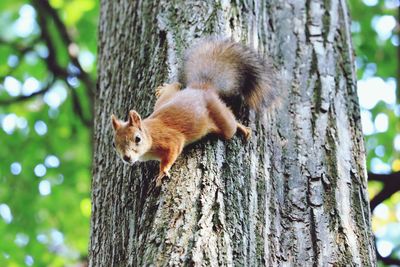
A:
[111, 110, 149, 165]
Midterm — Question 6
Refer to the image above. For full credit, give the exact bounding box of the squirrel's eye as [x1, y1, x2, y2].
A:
[112, 142, 116, 148]
[135, 136, 141, 144]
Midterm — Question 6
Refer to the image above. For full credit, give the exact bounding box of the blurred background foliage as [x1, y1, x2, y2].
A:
[349, 0, 400, 266]
[0, 0, 96, 266]
[0, 0, 398, 266]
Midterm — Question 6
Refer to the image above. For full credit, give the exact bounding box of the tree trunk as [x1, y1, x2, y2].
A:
[90, 0, 376, 266]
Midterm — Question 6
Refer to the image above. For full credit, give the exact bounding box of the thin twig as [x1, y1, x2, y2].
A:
[0, 78, 55, 106]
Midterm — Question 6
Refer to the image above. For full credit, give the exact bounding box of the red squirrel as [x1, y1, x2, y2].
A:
[111, 38, 279, 187]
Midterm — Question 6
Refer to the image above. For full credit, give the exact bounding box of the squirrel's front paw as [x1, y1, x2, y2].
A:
[147, 171, 170, 195]
[155, 84, 166, 98]
[243, 127, 252, 141]
[155, 82, 182, 98]
[155, 170, 170, 187]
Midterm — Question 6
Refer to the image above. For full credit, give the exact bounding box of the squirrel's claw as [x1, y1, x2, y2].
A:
[243, 127, 252, 141]
[155, 82, 182, 99]
[155, 170, 170, 187]
[147, 171, 169, 195]
[237, 123, 252, 142]
[155, 86, 163, 98]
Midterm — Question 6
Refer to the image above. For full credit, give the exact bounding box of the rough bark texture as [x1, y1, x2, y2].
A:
[90, 0, 376, 266]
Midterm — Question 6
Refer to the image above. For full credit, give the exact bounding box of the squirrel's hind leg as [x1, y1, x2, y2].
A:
[207, 94, 252, 141]
[237, 122, 252, 141]
[206, 95, 237, 140]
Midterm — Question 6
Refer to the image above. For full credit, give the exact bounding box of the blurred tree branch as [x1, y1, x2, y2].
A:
[368, 172, 400, 265]
[33, 0, 93, 127]
[0, 37, 41, 83]
[369, 171, 400, 211]
[34, 0, 95, 99]
[0, 77, 55, 105]
[0, 0, 95, 128]
[376, 250, 400, 266]
[0, 37, 40, 53]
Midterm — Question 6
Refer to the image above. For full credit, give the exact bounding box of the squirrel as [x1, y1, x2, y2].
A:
[111, 38, 279, 187]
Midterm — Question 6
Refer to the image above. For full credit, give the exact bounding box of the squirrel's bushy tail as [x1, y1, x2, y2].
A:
[181, 37, 279, 109]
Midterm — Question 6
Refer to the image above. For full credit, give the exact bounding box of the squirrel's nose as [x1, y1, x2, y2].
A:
[123, 155, 131, 162]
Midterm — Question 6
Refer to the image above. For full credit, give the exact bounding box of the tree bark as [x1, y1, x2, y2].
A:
[90, 0, 376, 266]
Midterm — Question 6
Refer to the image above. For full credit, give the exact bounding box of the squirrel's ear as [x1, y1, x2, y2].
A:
[128, 110, 141, 128]
[111, 114, 120, 130]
